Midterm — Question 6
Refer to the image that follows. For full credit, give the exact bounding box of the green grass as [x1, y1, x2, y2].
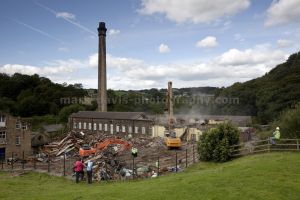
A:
[1, 152, 300, 200]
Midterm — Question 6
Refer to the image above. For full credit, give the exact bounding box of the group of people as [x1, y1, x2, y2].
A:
[73, 158, 93, 184]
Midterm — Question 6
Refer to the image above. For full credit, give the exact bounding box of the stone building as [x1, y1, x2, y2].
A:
[69, 111, 153, 136]
[0, 112, 32, 160]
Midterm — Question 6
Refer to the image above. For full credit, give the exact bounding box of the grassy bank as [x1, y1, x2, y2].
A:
[0, 152, 299, 200]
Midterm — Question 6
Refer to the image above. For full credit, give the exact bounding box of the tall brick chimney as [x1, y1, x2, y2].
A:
[97, 22, 107, 112]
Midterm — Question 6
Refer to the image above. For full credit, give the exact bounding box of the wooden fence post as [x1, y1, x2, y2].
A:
[193, 145, 195, 163]
[157, 156, 160, 177]
[268, 139, 270, 153]
[175, 151, 178, 173]
[47, 155, 50, 173]
[297, 139, 299, 151]
[11, 152, 14, 171]
[185, 149, 188, 168]
[22, 151, 25, 169]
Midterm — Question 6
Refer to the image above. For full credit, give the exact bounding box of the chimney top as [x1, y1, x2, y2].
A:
[98, 22, 107, 36]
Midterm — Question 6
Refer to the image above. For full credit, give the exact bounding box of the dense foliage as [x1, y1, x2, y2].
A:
[58, 104, 85, 122]
[198, 123, 240, 162]
[275, 103, 300, 139]
[0, 73, 86, 117]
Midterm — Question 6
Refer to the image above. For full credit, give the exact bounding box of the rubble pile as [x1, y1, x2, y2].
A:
[33, 130, 190, 181]
[42, 131, 85, 158]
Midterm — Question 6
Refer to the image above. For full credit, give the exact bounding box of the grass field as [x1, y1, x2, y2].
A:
[1, 152, 300, 200]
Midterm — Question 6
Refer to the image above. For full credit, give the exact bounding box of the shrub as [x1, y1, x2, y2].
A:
[276, 103, 300, 138]
[58, 104, 85, 123]
[198, 123, 240, 162]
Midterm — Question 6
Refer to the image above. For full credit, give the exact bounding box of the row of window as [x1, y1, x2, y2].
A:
[0, 131, 21, 145]
[73, 122, 146, 134]
[16, 122, 28, 130]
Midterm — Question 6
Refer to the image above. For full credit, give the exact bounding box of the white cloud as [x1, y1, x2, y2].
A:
[102, 44, 288, 89]
[0, 45, 289, 90]
[196, 36, 218, 48]
[265, 0, 300, 26]
[216, 44, 287, 67]
[88, 53, 98, 67]
[88, 53, 143, 69]
[158, 44, 170, 53]
[0, 59, 85, 87]
[56, 12, 76, 20]
[108, 29, 120, 36]
[138, 0, 250, 24]
[277, 39, 292, 48]
[0, 62, 75, 76]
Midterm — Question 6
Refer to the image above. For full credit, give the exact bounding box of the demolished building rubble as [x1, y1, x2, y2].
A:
[34, 130, 196, 181]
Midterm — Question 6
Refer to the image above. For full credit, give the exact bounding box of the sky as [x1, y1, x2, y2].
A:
[0, 0, 300, 90]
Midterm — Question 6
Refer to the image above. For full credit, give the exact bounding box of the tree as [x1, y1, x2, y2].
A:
[198, 123, 240, 162]
[276, 103, 300, 138]
[58, 104, 85, 123]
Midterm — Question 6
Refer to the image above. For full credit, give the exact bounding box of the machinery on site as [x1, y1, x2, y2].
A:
[79, 138, 132, 157]
[164, 81, 181, 149]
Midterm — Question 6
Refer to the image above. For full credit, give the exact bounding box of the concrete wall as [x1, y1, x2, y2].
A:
[0, 113, 32, 160]
[152, 125, 166, 137]
[152, 125, 187, 138]
[174, 127, 186, 138]
[187, 128, 202, 141]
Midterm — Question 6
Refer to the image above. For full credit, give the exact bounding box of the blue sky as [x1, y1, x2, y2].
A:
[0, 0, 300, 89]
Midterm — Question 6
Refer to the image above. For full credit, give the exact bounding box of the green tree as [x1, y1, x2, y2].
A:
[276, 103, 300, 138]
[58, 104, 85, 123]
[198, 123, 240, 162]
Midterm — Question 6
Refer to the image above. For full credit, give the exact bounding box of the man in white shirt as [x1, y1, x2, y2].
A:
[86, 160, 93, 184]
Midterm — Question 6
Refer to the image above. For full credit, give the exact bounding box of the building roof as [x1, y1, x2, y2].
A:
[70, 111, 151, 121]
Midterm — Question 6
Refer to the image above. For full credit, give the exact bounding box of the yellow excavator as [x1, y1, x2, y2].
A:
[164, 81, 181, 149]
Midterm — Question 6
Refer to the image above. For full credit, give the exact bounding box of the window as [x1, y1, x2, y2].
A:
[0, 131, 6, 139]
[73, 122, 77, 129]
[122, 125, 126, 133]
[116, 125, 119, 132]
[93, 123, 97, 130]
[110, 124, 114, 134]
[16, 122, 21, 129]
[128, 126, 132, 134]
[99, 123, 102, 131]
[0, 115, 5, 122]
[0, 115, 5, 127]
[135, 126, 139, 134]
[88, 123, 92, 130]
[142, 127, 146, 134]
[22, 124, 27, 130]
[78, 122, 82, 129]
[104, 124, 108, 131]
[83, 122, 87, 129]
[16, 136, 21, 145]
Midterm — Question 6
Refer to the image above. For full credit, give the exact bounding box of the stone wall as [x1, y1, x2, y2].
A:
[0, 113, 32, 160]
